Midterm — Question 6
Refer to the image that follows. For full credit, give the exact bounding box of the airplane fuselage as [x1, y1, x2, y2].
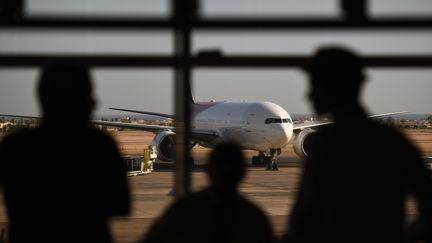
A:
[192, 101, 293, 152]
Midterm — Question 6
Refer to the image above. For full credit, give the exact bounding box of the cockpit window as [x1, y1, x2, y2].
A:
[265, 118, 292, 124]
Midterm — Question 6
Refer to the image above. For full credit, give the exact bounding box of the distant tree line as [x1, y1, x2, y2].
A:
[375, 115, 432, 130]
[0, 118, 39, 133]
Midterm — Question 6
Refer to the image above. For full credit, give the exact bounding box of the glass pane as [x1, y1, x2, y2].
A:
[0, 30, 172, 55]
[371, 0, 432, 18]
[2, 65, 432, 241]
[364, 69, 432, 116]
[0, 68, 174, 243]
[26, 0, 170, 18]
[194, 31, 432, 56]
[0, 69, 174, 116]
[93, 69, 173, 117]
[202, 0, 339, 18]
[93, 69, 174, 243]
[193, 69, 308, 114]
[193, 68, 306, 235]
[0, 69, 39, 116]
[193, 68, 432, 119]
[192, 68, 432, 236]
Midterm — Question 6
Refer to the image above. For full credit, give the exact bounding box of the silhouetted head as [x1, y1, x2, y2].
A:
[305, 46, 365, 115]
[38, 62, 96, 126]
[208, 141, 245, 192]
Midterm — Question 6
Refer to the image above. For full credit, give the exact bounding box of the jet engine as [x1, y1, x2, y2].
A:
[293, 128, 315, 157]
[152, 130, 176, 161]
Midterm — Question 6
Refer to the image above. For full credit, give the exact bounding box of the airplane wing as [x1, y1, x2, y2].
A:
[91, 120, 174, 133]
[293, 121, 332, 131]
[0, 114, 174, 133]
[93, 120, 220, 141]
[293, 111, 408, 131]
[1, 114, 221, 143]
[0, 113, 173, 131]
[189, 128, 220, 144]
[367, 111, 409, 118]
[109, 107, 175, 119]
[107, 107, 222, 142]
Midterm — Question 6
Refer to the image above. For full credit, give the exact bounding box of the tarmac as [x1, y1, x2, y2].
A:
[0, 161, 423, 243]
[109, 161, 423, 243]
[109, 162, 302, 243]
[0, 160, 302, 243]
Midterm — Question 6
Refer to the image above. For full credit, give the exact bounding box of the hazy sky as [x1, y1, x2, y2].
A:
[1, 0, 432, 117]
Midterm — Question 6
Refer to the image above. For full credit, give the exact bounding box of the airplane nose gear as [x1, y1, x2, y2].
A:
[253, 150, 279, 170]
[265, 149, 279, 171]
[252, 151, 266, 166]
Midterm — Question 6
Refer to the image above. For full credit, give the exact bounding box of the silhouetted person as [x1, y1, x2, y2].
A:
[139, 141, 274, 243]
[280, 47, 432, 243]
[0, 63, 130, 243]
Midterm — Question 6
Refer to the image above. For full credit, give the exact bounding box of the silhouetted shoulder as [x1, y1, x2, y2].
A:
[307, 118, 419, 158]
[84, 127, 120, 149]
[0, 130, 28, 182]
[366, 120, 421, 157]
[142, 189, 273, 243]
[0, 127, 34, 144]
[0, 128, 38, 163]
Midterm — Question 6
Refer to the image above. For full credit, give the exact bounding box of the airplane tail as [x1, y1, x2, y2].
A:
[108, 81, 195, 118]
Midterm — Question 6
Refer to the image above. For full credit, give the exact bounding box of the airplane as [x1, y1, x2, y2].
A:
[0, 96, 407, 170]
[88, 96, 406, 170]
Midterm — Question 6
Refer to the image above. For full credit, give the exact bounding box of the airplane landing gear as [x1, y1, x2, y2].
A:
[252, 149, 280, 170]
[265, 149, 280, 171]
[252, 151, 266, 166]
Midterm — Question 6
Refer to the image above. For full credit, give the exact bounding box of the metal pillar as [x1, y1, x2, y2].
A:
[341, 0, 368, 22]
[173, 0, 198, 197]
[0, 0, 23, 21]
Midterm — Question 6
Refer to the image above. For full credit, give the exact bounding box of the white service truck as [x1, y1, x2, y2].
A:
[424, 156, 432, 172]
[147, 145, 157, 172]
[123, 145, 157, 176]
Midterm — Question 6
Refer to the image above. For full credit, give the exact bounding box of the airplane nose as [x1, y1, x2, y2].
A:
[284, 124, 293, 143]
[276, 123, 293, 147]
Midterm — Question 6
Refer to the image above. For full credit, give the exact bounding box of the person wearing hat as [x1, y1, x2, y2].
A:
[280, 46, 432, 243]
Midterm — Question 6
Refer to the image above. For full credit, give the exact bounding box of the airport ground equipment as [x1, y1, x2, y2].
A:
[122, 145, 157, 176]
[144, 145, 157, 172]
[424, 156, 432, 172]
[122, 155, 148, 176]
